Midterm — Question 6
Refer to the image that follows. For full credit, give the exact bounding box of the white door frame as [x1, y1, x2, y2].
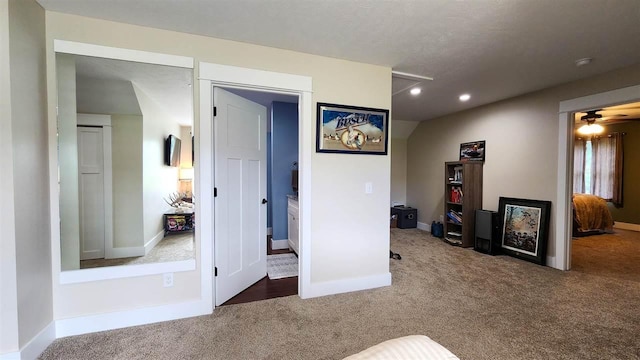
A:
[199, 62, 313, 309]
[556, 84, 640, 270]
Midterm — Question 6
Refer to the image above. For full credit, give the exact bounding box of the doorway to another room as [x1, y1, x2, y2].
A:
[558, 85, 640, 275]
[213, 87, 300, 306]
[569, 101, 640, 282]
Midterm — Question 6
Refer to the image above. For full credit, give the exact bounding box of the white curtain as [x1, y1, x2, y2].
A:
[591, 136, 616, 200]
[573, 138, 585, 194]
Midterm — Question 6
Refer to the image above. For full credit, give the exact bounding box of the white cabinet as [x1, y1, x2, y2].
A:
[287, 196, 299, 255]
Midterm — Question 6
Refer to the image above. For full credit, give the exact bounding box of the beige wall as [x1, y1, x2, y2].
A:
[111, 115, 144, 248]
[408, 63, 640, 262]
[390, 138, 407, 206]
[5, 0, 53, 351]
[46, 12, 390, 318]
[605, 121, 640, 225]
[134, 84, 182, 244]
[0, 0, 19, 353]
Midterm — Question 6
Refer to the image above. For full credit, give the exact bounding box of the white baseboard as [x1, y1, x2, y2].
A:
[271, 238, 289, 250]
[144, 230, 166, 255]
[417, 221, 430, 232]
[304, 272, 392, 299]
[613, 222, 640, 232]
[546, 256, 561, 270]
[56, 298, 211, 338]
[267, 227, 273, 236]
[0, 321, 56, 360]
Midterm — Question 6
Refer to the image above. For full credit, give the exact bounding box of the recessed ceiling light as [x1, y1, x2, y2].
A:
[410, 88, 421, 95]
[459, 94, 471, 102]
[575, 58, 592, 67]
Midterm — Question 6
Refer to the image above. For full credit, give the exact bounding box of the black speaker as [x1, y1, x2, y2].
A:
[391, 206, 418, 229]
[474, 210, 500, 255]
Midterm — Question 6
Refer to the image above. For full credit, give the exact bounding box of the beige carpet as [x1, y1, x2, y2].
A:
[572, 228, 640, 283]
[40, 228, 640, 359]
[80, 233, 194, 269]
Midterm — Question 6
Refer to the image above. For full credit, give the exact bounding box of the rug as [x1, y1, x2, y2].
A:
[267, 253, 298, 279]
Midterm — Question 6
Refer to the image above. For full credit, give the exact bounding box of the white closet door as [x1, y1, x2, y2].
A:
[78, 126, 106, 260]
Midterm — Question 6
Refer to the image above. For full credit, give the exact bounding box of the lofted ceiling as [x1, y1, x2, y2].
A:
[37, 0, 640, 122]
[73, 55, 193, 125]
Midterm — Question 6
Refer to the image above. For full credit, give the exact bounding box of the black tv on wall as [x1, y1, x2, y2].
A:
[164, 134, 181, 167]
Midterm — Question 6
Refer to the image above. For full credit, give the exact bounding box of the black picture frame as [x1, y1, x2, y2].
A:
[316, 102, 389, 155]
[498, 197, 551, 265]
[459, 140, 485, 162]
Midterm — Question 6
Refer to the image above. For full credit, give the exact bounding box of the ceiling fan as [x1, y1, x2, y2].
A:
[577, 109, 604, 135]
[581, 109, 602, 122]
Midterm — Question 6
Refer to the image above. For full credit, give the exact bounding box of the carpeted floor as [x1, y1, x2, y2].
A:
[40, 228, 640, 360]
[80, 233, 194, 269]
[571, 228, 640, 283]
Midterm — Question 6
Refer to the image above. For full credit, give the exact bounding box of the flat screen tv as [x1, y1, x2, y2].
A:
[164, 134, 181, 167]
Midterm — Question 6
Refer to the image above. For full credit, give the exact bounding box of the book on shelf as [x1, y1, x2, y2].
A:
[453, 166, 463, 182]
[446, 210, 462, 224]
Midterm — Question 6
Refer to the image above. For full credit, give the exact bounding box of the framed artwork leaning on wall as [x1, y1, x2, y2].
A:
[498, 197, 551, 265]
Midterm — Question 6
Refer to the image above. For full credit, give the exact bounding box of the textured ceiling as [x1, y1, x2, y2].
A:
[37, 0, 640, 121]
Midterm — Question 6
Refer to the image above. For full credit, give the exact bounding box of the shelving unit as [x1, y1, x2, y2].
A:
[444, 161, 483, 247]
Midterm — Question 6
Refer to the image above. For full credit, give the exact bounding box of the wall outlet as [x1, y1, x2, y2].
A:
[163, 273, 174, 287]
[439, 215, 444, 223]
[365, 182, 373, 194]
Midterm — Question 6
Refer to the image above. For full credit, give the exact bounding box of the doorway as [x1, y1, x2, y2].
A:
[557, 84, 640, 271]
[569, 102, 640, 280]
[216, 88, 300, 305]
[197, 62, 313, 310]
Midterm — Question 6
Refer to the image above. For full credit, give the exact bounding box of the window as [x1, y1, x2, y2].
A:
[574, 133, 624, 206]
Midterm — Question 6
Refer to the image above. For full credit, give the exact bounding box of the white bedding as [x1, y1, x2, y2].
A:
[343, 335, 460, 360]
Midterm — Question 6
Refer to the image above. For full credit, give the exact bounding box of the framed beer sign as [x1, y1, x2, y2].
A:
[316, 102, 389, 155]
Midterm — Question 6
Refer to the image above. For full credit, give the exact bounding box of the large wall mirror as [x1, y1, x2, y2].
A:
[54, 41, 195, 273]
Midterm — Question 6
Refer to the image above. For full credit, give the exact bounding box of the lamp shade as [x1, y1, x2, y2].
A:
[179, 167, 194, 180]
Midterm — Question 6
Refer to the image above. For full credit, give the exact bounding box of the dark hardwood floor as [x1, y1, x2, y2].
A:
[220, 236, 298, 306]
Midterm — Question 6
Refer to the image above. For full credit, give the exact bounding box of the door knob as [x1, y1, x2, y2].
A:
[262, 198, 268, 204]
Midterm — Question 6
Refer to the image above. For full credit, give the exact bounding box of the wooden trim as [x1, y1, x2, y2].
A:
[557, 84, 640, 271]
[198, 61, 313, 304]
[54, 40, 194, 68]
[59, 259, 196, 284]
[613, 222, 640, 232]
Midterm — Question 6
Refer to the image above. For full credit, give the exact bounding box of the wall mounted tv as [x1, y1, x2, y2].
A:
[164, 134, 181, 167]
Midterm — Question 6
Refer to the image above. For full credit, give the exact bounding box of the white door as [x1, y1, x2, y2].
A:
[78, 126, 106, 260]
[214, 87, 267, 306]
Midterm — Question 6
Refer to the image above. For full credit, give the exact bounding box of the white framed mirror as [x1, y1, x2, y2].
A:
[52, 40, 196, 283]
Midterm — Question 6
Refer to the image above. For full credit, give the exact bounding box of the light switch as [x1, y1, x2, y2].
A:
[365, 182, 373, 194]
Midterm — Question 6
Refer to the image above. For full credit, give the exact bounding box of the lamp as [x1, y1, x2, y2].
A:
[179, 167, 194, 181]
[178, 167, 194, 198]
[577, 110, 604, 135]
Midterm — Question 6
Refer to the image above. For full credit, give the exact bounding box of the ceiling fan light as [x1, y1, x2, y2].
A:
[577, 123, 604, 135]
